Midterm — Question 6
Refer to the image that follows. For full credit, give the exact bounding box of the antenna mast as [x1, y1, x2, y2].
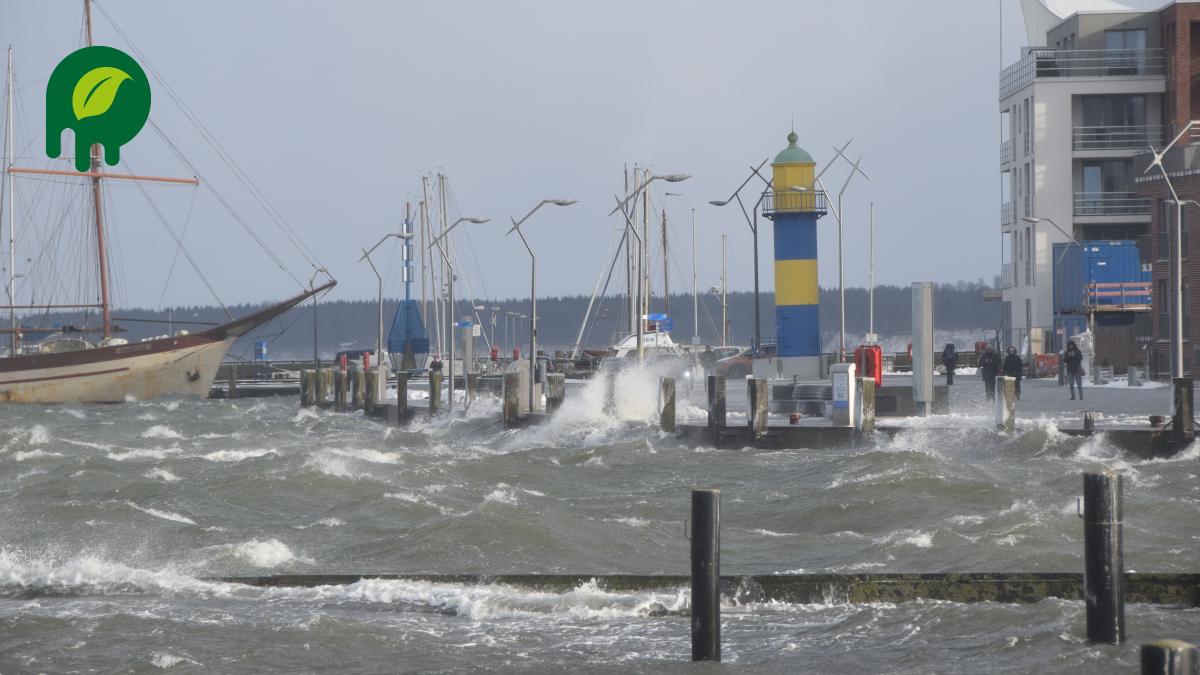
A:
[5, 45, 14, 355]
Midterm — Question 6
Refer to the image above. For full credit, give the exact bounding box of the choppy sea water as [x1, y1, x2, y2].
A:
[1, 372, 1197, 673]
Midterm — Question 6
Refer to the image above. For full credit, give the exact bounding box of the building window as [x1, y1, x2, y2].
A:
[1104, 29, 1147, 75]
[1023, 98, 1031, 155]
[1025, 227, 1032, 285]
[1184, 280, 1191, 342]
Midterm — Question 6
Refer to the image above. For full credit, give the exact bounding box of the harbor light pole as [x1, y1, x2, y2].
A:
[708, 158, 769, 349]
[308, 267, 328, 370]
[360, 230, 417, 400]
[508, 198, 577, 413]
[429, 216, 490, 412]
[692, 207, 699, 346]
[610, 173, 690, 361]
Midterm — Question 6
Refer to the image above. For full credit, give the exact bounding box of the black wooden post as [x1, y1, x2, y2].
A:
[691, 488, 720, 662]
[1141, 640, 1198, 674]
[1084, 470, 1124, 645]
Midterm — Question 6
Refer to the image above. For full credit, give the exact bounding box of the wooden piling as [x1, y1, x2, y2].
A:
[333, 369, 347, 411]
[1173, 377, 1194, 447]
[660, 377, 676, 433]
[1084, 411, 1097, 434]
[1084, 470, 1124, 645]
[363, 369, 379, 413]
[706, 375, 726, 440]
[859, 377, 876, 434]
[227, 364, 238, 399]
[1141, 640, 1198, 675]
[747, 378, 768, 439]
[502, 372, 520, 427]
[690, 488, 720, 662]
[316, 368, 332, 407]
[545, 373, 566, 413]
[349, 369, 363, 409]
[466, 372, 481, 406]
[395, 371, 408, 415]
[429, 372, 442, 416]
[300, 370, 314, 407]
[604, 366, 617, 416]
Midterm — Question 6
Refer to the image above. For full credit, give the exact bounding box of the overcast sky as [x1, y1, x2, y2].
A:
[1, 1, 1029, 310]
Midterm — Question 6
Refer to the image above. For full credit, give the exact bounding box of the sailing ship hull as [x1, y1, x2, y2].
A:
[0, 281, 334, 404]
[0, 334, 233, 403]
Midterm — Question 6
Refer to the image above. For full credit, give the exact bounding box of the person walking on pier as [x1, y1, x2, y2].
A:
[1002, 346, 1024, 399]
[979, 346, 1001, 400]
[1064, 340, 1084, 401]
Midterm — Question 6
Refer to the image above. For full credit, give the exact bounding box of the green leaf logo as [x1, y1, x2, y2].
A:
[71, 66, 132, 121]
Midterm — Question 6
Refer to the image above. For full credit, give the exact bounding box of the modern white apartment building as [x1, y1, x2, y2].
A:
[999, 2, 1167, 352]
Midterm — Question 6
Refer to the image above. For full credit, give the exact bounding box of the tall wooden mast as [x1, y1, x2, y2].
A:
[84, 0, 112, 338]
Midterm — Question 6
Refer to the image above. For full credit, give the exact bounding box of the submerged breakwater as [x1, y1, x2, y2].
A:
[0, 374, 1197, 672]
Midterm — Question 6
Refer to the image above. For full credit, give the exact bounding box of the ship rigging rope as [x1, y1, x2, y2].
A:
[157, 185, 200, 310]
[123, 157, 229, 318]
[92, 1, 326, 286]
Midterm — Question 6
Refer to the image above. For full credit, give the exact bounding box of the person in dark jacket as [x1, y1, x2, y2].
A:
[1002, 347, 1024, 398]
[979, 347, 1001, 400]
[1063, 340, 1084, 401]
[942, 343, 959, 384]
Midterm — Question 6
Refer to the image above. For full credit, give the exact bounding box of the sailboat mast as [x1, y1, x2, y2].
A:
[84, 0, 111, 339]
[5, 45, 14, 355]
[661, 205, 668, 314]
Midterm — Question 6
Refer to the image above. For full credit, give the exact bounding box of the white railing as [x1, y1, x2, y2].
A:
[1000, 48, 1165, 99]
[1073, 124, 1163, 151]
[1073, 192, 1151, 217]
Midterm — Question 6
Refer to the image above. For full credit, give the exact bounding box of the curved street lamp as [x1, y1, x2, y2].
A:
[508, 199, 577, 413]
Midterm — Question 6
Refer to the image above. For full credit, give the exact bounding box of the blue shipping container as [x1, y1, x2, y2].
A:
[1053, 240, 1149, 314]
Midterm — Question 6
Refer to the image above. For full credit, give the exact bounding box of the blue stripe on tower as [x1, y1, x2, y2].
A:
[773, 217, 818, 260]
[775, 304, 821, 357]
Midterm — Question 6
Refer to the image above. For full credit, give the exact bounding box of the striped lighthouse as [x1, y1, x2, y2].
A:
[762, 131, 827, 379]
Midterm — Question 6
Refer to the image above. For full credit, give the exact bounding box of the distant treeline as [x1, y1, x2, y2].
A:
[26, 281, 999, 360]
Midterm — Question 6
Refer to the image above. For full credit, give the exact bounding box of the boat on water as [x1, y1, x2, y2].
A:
[0, 1, 332, 403]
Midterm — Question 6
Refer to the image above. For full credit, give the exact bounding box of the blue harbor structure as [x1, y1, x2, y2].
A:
[386, 208, 429, 371]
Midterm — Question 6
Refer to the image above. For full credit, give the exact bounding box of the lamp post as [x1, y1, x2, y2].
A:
[508, 198, 577, 413]
[708, 159, 769, 349]
[429, 216, 490, 412]
[360, 233, 412, 401]
[490, 306, 500, 352]
[1145, 122, 1200, 379]
[610, 173, 690, 361]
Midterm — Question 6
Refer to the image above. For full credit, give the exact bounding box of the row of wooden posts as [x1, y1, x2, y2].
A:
[298, 367, 567, 428]
[688, 471, 1198, 672]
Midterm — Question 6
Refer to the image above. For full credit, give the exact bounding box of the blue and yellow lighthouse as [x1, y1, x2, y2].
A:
[762, 131, 827, 378]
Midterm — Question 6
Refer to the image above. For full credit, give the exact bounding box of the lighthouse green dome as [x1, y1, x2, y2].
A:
[773, 131, 814, 164]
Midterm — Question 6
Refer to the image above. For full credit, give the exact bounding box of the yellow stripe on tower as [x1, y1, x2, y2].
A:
[774, 258, 818, 306]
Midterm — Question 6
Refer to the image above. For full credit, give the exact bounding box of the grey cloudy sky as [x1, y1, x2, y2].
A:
[1, 1, 1028, 309]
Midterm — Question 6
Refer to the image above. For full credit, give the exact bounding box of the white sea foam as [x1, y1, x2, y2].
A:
[145, 468, 181, 482]
[14, 449, 63, 461]
[751, 528, 797, 538]
[607, 517, 649, 527]
[0, 551, 241, 598]
[900, 532, 934, 548]
[106, 447, 180, 462]
[27, 425, 50, 445]
[141, 425, 183, 440]
[483, 484, 520, 506]
[201, 539, 299, 568]
[316, 517, 344, 527]
[62, 409, 87, 420]
[202, 448, 277, 462]
[151, 652, 196, 669]
[127, 502, 196, 526]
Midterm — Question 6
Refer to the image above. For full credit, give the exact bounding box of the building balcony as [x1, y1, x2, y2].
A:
[1000, 201, 1016, 227]
[1000, 263, 1017, 289]
[1073, 124, 1163, 152]
[1000, 139, 1015, 166]
[761, 190, 828, 218]
[1000, 48, 1165, 99]
[1073, 192, 1151, 217]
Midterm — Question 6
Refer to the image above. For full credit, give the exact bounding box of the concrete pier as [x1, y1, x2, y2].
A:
[503, 372, 521, 428]
[747, 378, 768, 439]
[660, 377, 676, 433]
[545, 373, 566, 413]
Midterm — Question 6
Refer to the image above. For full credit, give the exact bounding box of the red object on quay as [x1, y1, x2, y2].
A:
[854, 344, 883, 387]
[789, 413, 801, 425]
[363, 352, 370, 369]
[339, 353, 347, 372]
